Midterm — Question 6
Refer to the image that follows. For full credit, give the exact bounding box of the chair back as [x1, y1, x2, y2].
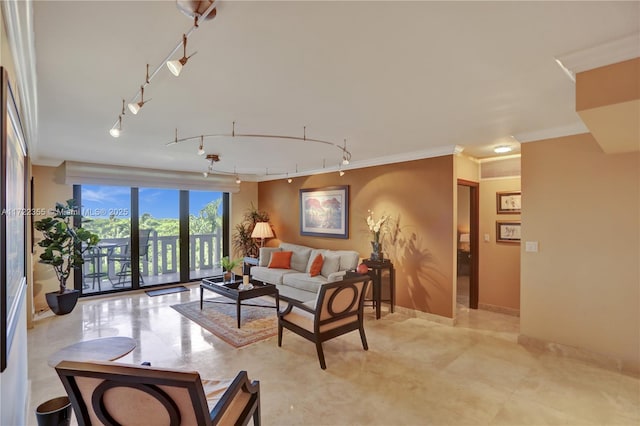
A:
[55, 360, 260, 426]
[139, 228, 152, 258]
[314, 276, 368, 332]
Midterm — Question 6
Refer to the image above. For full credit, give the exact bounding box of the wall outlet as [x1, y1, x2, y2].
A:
[484, 233, 490, 242]
[525, 241, 539, 252]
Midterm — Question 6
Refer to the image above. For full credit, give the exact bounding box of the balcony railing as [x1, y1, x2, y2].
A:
[82, 229, 223, 293]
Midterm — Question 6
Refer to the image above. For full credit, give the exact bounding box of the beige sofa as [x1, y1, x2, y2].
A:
[250, 242, 360, 302]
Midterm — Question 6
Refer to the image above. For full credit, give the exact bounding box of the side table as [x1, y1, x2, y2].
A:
[363, 259, 395, 319]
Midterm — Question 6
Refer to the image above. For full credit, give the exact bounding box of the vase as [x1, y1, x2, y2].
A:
[370, 241, 383, 261]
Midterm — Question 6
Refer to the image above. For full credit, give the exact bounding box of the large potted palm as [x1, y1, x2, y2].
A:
[34, 199, 100, 315]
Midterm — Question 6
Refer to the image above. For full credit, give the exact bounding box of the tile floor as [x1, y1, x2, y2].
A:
[27, 284, 639, 425]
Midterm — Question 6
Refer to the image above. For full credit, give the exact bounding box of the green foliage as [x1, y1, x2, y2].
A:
[232, 203, 270, 258]
[34, 199, 100, 293]
[220, 256, 242, 272]
[82, 199, 222, 239]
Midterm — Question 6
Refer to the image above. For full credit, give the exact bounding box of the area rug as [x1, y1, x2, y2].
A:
[146, 285, 189, 297]
[171, 298, 277, 348]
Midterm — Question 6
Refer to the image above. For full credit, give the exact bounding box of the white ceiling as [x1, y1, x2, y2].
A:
[31, 1, 639, 180]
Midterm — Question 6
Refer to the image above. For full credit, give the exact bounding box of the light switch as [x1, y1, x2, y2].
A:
[484, 233, 490, 242]
[525, 241, 538, 252]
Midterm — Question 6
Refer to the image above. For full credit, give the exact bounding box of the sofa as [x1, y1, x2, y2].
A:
[250, 242, 360, 302]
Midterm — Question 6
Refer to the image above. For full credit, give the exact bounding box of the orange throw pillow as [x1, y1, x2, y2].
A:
[268, 251, 293, 269]
[309, 254, 324, 277]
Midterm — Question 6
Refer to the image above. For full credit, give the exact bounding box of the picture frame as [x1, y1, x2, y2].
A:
[1, 68, 28, 372]
[299, 185, 349, 238]
[496, 191, 521, 214]
[496, 221, 521, 243]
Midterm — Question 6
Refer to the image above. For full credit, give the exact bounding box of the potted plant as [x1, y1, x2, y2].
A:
[220, 256, 242, 282]
[34, 199, 100, 315]
[232, 203, 270, 258]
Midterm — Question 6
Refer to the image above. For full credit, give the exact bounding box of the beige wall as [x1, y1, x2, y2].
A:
[32, 166, 73, 312]
[259, 156, 456, 318]
[479, 177, 521, 312]
[230, 181, 258, 260]
[521, 133, 639, 371]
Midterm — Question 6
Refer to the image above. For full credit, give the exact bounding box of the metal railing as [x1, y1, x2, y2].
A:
[87, 228, 223, 283]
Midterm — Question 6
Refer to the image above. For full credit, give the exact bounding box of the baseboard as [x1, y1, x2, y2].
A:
[394, 305, 455, 326]
[518, 334, 640, 378]
[479, 303, 520, 317]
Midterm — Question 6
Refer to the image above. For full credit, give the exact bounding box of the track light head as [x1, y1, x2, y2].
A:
[128, 86, 149, 115]
[167, 34, 196, 77]
[203, 171, 208, 178]
[339, 170, 345, 177]
[235, 176, 241, 184]
[109, 115, 122, 138]
[287, 178, 293, 184]
[342, 158, 350, 165]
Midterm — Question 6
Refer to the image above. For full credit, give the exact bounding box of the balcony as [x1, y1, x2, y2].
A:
[81, 229, 224, 294]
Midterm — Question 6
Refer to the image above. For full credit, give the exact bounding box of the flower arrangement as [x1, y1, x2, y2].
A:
[366, 210, 387, 243]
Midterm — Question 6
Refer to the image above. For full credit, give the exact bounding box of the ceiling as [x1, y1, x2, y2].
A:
[30, 1, 639, 181]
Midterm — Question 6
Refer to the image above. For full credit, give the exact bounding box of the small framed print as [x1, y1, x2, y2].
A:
[497, 191, 521, 214]
[496, 221, 521, 243]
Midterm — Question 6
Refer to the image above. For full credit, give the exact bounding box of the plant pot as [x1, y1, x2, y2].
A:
[45, 289, 80, 315]
[35, 396, 72, 426]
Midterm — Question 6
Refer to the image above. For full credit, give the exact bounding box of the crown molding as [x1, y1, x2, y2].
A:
[555, 33, 640, 82]
[515, 121, 589, 144]
[256, 144, 461, 182]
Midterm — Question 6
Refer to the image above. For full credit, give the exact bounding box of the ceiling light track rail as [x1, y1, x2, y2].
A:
[109, 0, 218, 136]
[167, 122, 352, 164]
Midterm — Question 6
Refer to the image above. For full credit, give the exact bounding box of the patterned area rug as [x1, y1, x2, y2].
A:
[171, 298, 277, 348]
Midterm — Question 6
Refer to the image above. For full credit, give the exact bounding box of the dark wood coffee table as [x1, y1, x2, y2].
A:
[200, 276, 279, 328]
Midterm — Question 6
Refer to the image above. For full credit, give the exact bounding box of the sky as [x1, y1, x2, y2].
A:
[80, 185, 222, 219]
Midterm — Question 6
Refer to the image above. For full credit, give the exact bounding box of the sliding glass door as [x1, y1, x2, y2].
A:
[138, 188, 180, 286]
[189, 191, 223, 280]
[79, 185, 132, 294]
[76, 185, 227, 295]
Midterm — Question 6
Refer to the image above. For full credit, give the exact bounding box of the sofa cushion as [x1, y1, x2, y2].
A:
[320, 255, 340, 278]
[279, 243, 312, 272]
[305, 249, 328, 272]
[258, 247, 282, 267]
[332, 250, 360, 271]
[282, 272, 327, 293]
[268, 251, 293, 269]
[309, 254, 324, 277]
[250, 266, 294, 285]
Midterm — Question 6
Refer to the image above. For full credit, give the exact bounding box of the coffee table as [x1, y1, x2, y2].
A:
[200, 277, 279, 328]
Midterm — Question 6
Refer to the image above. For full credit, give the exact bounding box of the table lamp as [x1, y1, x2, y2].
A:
[251, 222, 274, 247]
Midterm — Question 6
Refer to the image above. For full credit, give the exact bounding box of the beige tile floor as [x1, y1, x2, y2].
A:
[27, 284, 639, 425]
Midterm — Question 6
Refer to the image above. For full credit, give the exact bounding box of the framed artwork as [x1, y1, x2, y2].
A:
[496, 191, 521, 214]
[496, 221, 521, 243]
[1, 68, 27, 372]
[299, 185, 349, 238]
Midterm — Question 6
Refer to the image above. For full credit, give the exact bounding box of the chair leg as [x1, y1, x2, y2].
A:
[315, 342, 326, 370]
[359, 325, 369, 351]
[277, 323, 283, 347]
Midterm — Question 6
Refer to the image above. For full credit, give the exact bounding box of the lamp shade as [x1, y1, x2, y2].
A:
[251, 222, 274, 239]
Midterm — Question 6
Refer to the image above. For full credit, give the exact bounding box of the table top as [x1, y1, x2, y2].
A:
[47, 336, 136, 367]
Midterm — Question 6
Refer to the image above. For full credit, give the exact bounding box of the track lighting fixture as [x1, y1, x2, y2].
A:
[235, 176, 241, 184]
[287, 177, 293, 184]
[167, 34, 196, 77]
[128, 85, 150, 115]
[203, 171, 208, 178]
[109, 2, 217, 137]
[339, 170, 345, 177]
[109, 115, 122, 138]
[197, 136, 205, 155]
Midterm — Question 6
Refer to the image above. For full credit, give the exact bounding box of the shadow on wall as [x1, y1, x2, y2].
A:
[382, 215, 447, 313]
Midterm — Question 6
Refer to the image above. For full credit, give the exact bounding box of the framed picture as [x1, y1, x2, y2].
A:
[1, 68, 27, 372]
[300, 185, 349, 238]
[496, 221, 521, 243]
[497, 191, 521, 214]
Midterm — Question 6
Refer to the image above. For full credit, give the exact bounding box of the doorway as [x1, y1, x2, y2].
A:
[457, 180, 479, 309]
